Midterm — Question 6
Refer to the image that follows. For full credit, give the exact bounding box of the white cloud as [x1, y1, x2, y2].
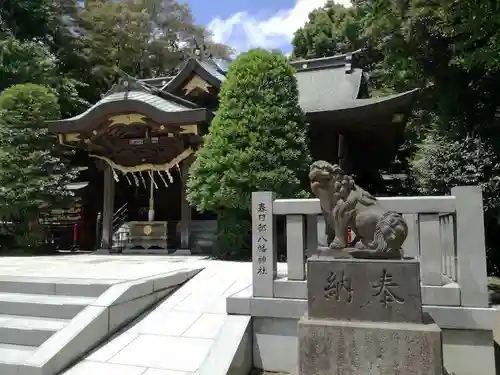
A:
[208, 0, 352, 54]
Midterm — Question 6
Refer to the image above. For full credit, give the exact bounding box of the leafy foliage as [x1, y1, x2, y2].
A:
[292, 2, 364, 59]
[2, 0, 233, 105]
[0, 37, 88, 117]
[293, 0, 500, 273]
[187, 49, 311, 258]
[0, 0, 71, 41]
[187, 49, 311, 212]
[410, 133, 500, 275]
[77, 0, 233, 102]
[411, 133, 500, 215]
[213, 209, 252, 260]
[0, 0, 233, 250]
[0, 84, 79, 230]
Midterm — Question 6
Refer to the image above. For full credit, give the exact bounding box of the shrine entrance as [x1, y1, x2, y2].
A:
[48, 77, 211, 252]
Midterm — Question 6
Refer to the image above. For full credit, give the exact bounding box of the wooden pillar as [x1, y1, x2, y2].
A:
[148, 173, 155, 221]
[180, 158, 193, 249]
[101, 164, 115, 250]
[337, 133, 345, 170]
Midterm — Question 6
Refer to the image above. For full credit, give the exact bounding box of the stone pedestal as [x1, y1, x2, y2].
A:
[307, 256, 423, 323]
[298, 255, 444, 375]
[299, 316, 443, 375]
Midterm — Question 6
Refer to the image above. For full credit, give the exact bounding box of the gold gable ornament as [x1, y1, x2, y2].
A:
[109, 114, 147, 126]
[183, 76, 211, 96]
[179, 124, 198, 135]
[65, 133, 81, 143]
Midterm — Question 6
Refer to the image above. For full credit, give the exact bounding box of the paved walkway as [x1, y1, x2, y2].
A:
[64, 259, 253, 375]
[0, 254, 287, 374]
[0, 255, 250, 375]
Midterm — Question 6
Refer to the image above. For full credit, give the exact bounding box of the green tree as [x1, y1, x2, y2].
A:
[0, 84, 80, 246]
[0, 37, 87, 117]
[292, 0, 500, 180]
[292, 2, 364, 59]
[292, 0, 500, 273]
[187, 49, 311, 259]
[79, 0, 233, 103]
[410, 132, 500, 275]
[0, 0, 77, 42]
[1, 0, 232, 106]
[0, 0, 91, 108]
[411, 133, 500, 215]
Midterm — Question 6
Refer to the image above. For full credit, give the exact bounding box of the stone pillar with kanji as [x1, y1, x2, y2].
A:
[251, 192, 277, 298]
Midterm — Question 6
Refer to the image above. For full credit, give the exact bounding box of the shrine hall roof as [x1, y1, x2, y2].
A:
[327, 89, 418, 111]
[56, 91, 196, 125]
[198, 60, 227, 82]
[161, 58, 226, 93]
[48, 89, 212, 134]
[100, 91, 193, 113]
[49, 51, 418, 134]
[290, 50, 417, 116]
[295, 66, 363, 113]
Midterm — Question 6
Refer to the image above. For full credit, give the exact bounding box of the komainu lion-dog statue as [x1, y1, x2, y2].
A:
[309, 160, 408, 259]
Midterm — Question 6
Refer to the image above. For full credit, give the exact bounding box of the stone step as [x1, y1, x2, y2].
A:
[0, 276, 113, 297]
[0, 343, 36, 363]
[0, 292, 94, 319]
[0, 314, 69, 346]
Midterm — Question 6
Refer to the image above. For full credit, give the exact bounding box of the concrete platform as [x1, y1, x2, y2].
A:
[0, 254, 207, 280]
[0, 255, 264, 375]
[0, 255, 210, 375]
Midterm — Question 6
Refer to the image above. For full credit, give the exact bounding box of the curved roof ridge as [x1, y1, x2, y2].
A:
[161, 57, 225, 93]
[155, 89, 200, 109]
[141, 76, 174, 83]
[48, 90, 193, 124]
[303, 88, 419, 114]
[291, 49, 364, 71]
[108, 69, 201, 110]
[47, 90, 213, 133]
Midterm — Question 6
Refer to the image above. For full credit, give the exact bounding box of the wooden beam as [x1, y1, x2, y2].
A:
[180, 157, 194, 249]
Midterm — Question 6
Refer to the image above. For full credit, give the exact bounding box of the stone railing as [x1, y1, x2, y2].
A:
[251, 186, 489, 310]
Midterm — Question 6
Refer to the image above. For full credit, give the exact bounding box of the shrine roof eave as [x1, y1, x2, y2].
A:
[48, 98, 213, 134]
[291, 49, 364, 72]
[162, 58, 226, 93]
[304, 89, 419, 127]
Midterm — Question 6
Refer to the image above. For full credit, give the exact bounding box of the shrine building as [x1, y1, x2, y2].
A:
[48, 48, 417, 252]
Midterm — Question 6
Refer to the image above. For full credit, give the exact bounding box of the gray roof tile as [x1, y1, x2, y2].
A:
[296, 68, 363, 113]
[63, 91, 192, 122]
[198, 60, 226, 82]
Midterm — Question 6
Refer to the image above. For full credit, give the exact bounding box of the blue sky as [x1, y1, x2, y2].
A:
[185, 0, 351, 54]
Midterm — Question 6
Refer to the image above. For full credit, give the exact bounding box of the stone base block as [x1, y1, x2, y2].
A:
[307, 256, 422, 323]
[298, 315, 443, 375]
